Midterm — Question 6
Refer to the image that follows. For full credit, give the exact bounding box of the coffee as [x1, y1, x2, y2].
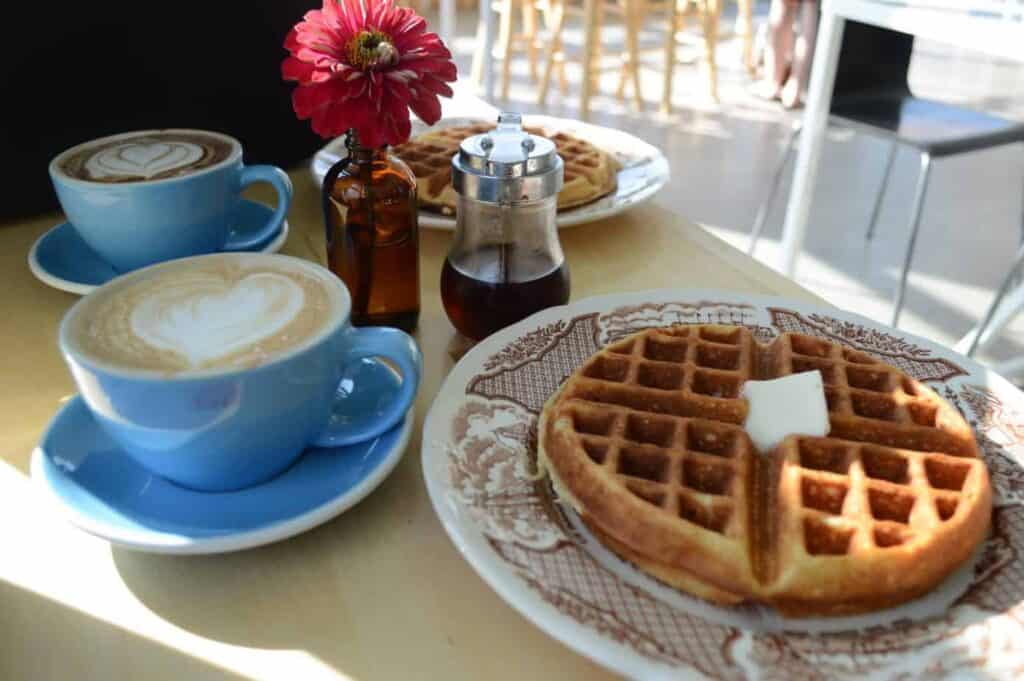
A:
[58, 130, 235, 183]
[65, 254, 342, 374]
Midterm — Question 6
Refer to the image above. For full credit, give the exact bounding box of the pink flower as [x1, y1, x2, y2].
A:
[282, 0, 457, 147]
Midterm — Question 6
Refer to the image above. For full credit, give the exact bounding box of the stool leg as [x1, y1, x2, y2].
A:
[484, 0, 500, 99]
[590, 0, 605, 94]
[616, 0, 630, 100]
[891, 153, 933, 328]
[580, 0, 599, 118]
[523, 0, 539, 81]
[470, 5, 488, 85]
[497, 0, 515, 100]
[624, 0, 645, 109]
[538, 0, 565, 104]
[660, 0, 681, 113]
[440, 0, 456, 45]
[866, 142, 898, 241]
[558, 50, 569, 94]
[749, 124, 801, 256]
[701, 0, 721, 102]
[737, 0, 754, 75]
[616, 30, 629, 99]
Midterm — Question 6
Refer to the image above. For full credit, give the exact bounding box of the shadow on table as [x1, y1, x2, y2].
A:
[0, 579, 245, 681]
[110, 449, 420, 681]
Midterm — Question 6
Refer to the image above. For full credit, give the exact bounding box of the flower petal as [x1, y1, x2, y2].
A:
[281, 56, 318, 83]
[282, 0, 457, 144]
[408, 90, 442, 125]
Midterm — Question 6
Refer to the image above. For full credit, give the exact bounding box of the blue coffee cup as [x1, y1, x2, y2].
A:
[49, 129, 292, 273]
[58, 253, 421, 491]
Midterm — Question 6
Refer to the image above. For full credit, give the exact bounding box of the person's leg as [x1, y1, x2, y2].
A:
[755, 0, 796, 100]
[782, 0, 818, 109]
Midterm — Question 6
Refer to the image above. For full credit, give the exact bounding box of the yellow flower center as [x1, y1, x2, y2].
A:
[347, 30, 399, 69]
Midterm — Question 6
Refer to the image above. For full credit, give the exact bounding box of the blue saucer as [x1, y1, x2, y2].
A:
[31, 358, 411, 554]
[28, 199, 289, 295]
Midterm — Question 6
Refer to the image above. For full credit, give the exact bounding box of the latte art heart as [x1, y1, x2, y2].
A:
[59, 131, 236, 184]
[129, 273, 306, 367]
[68, 255, 338, 374]
[85, 141, 206, 180]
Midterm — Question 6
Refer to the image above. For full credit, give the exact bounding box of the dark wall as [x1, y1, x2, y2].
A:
[3, 2, 324, 219]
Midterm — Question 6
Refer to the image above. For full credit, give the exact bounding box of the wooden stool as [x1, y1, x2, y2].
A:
[537, 0, 645, 112]
[660, 0, 724, 109]
[470, 0, 543, 100]
[617, 0, 752, 111]
[395, 0, 457, 44]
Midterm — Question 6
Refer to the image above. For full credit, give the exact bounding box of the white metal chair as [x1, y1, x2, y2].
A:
[748, 21, 1024, 329]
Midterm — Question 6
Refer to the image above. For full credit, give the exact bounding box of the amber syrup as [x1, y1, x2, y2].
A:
[441, 244, 570, 341]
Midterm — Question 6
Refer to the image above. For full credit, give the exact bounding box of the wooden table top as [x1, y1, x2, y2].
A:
[0, 160, 818, 680]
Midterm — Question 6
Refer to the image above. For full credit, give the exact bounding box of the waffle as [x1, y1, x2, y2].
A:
[391, 123, 619, 215]
[539, 325, 992, 616]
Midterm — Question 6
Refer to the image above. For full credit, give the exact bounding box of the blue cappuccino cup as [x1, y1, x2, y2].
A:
[49, 129, 292, 273]
[58, 252, 421, 491]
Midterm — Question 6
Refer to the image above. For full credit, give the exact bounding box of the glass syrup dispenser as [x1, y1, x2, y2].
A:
[440, 113, 571, 342]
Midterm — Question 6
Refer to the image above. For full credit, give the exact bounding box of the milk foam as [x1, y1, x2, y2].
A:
[129, 272, 306, 368]
[84, 141, 206, 180]
[68, 255, 339, 374]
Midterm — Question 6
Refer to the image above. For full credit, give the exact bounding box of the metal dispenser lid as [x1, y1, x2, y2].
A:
[451, 112, 564, 204]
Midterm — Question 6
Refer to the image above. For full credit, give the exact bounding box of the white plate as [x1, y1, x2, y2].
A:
[422, 289, 1024, 680]
[310, 115, 670, 230]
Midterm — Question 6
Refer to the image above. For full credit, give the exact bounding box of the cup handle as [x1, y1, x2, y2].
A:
[311, 327, 422, 448]
[224, 165, 294, 250]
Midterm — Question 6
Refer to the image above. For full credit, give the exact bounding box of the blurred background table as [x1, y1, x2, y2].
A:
[0, 114, 818, 681]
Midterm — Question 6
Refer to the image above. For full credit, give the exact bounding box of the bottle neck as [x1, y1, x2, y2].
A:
[348, 145, 388, 164]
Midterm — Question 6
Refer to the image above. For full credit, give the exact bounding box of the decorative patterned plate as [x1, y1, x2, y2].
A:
[422, 289, 1024, 680]
[310, 115, 670, 231]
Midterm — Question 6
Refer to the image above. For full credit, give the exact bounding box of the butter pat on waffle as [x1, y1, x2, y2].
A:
[391, 123, 619, 214]
[539, 324, 992, 616]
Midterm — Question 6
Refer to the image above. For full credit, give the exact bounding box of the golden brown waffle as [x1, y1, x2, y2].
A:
[539, 324, 992, 616]
[391, 123, 619, 215]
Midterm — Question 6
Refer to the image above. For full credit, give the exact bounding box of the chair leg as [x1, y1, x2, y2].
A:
[660, 0, 681, 113]
[749, 124, 801, 256]
[1015, 176, 1024, 288]
[960, 183, 1024, 357]
[538, 0, 565, 105]
[891, 153, 933, 328]
[866, 142, 898, 241]
[967, 241, 1024, 357]
[995, 356, 1024, 379]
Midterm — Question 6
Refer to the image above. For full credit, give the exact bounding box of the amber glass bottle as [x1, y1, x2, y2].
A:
[322, 131, 420, 332]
